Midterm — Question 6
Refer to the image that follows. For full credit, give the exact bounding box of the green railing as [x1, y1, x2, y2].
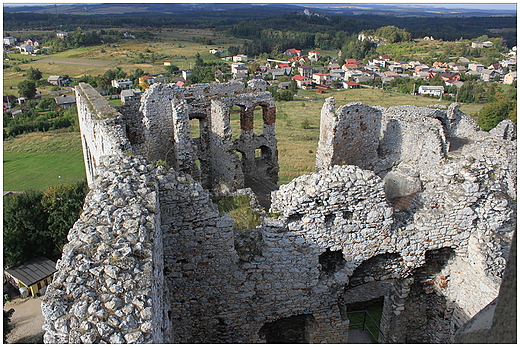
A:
[347, 310, 383, 343]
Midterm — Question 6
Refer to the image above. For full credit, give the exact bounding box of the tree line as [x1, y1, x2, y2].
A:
[4, 10, 516, 48]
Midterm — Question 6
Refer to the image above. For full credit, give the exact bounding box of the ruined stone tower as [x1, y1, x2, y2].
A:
[42, 82, 516, 343]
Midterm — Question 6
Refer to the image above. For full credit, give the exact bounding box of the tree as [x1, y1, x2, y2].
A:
[228, 45, 240, 56]
[166, 65, 180, 74]
[194, 53, 204, 67]
[17, 80, 36, 99]
[26, 67, 42, 81]
[41, 180, 88, 256]
[3, 191, 51, 267]
[477, 97, 517, 131]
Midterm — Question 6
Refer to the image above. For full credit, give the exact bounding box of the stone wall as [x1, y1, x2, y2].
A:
[42, 84, 516, 344]
[75, 83, 132, 186]
[41, 156, 171, 343]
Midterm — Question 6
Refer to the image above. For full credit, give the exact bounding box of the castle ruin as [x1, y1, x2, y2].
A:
[42, 81, 516, 343]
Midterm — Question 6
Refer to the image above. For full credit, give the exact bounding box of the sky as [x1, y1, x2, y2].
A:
[3, 1, 517, 11]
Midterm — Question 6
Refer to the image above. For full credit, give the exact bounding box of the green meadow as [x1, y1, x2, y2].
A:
[3, 131, 86, 191]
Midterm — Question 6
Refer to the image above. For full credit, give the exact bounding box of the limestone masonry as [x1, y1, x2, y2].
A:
[42, 82, 516, 343]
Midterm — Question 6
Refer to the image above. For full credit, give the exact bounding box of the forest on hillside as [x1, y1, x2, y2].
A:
[4, 9, 517, 49]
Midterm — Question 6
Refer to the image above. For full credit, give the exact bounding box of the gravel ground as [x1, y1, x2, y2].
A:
[4, 296, 45, 344]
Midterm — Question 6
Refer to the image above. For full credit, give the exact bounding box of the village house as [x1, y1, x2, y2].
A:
[3, 36, 16, 45]
[472, 42, 485, 49]
[298, 64, 314, 78]
[120, 88, 142, 105]
[468, 62, 485, 72]
[288, 56, 308, 66]
[499, 60, 516, 69]
[277, 82, 291, 90]
[480, 69, 500, 82]
[276, 63, 292, 75]
[284, 48, 301, 57]
[388, 64, 405, 74]
[291, 75, 312, 89]
[418, 85, 444, 97]
[138, 75, 155, 87]
[383, 71, 401, 79]
[342, 80, 360, 89]
[24, 38, 41, 47]
[47, 75, 67, 86]
[449, 63, 468, 72]
[328, 62, 341, 70]
[313, 72, 331, 86]
[503, 71, 517, 85]
[56, 32, 68, 39]
[344, 69, 363, 80]
[457, 57, 471, 64]
[18, 44, 34, 54]
[342, 63, 359, 71]
[265, 69, 286, 80]
[210, 48, 224, 54]
[233, 66, 249, 80]
[4, 257, 56, 297]
[231, 62, 246, 74]
[111, 78, 133, 89]
[55, 94, 77, 109]
[308, 51, 320, 61]
[232, 54, 248, 62]
[440, 71, 461, 82]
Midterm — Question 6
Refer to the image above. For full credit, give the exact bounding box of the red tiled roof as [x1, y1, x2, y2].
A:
[345, 59, 357, 63]
[292, 75, 307, 81]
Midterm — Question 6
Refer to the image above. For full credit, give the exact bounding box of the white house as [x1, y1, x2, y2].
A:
[233, 54, 248, 62]
[210, 48, 224, 54]
[418, 85, 444, 97]
[3, 37, 16, 45]
[308, 51, 320, 61]
[231, 62, 246, 74]
[111, 79, 133, 89]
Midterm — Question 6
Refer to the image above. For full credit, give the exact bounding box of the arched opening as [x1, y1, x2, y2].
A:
[253, 106, 264, 134]
[319, 248, 346, 275]
[229, 105, 243, 140]
[259, 314, 318, 343]
[254, 145, 272, 176]
[189, 118, 201, 139]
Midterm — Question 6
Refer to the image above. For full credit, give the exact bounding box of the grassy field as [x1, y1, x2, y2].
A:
[3, 131, 85, 191]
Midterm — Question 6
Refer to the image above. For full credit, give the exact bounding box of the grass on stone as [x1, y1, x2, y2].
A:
[213, 195, 261, 229]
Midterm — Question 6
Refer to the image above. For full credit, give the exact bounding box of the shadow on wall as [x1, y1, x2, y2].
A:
[339, 248, 472, 343]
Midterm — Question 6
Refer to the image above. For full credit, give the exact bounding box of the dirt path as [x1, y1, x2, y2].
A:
[4, 296, 45, 343]
[36, 57, 112, 66]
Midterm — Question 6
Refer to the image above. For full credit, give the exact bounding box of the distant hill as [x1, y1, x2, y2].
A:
[3, 3, 516, 17]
